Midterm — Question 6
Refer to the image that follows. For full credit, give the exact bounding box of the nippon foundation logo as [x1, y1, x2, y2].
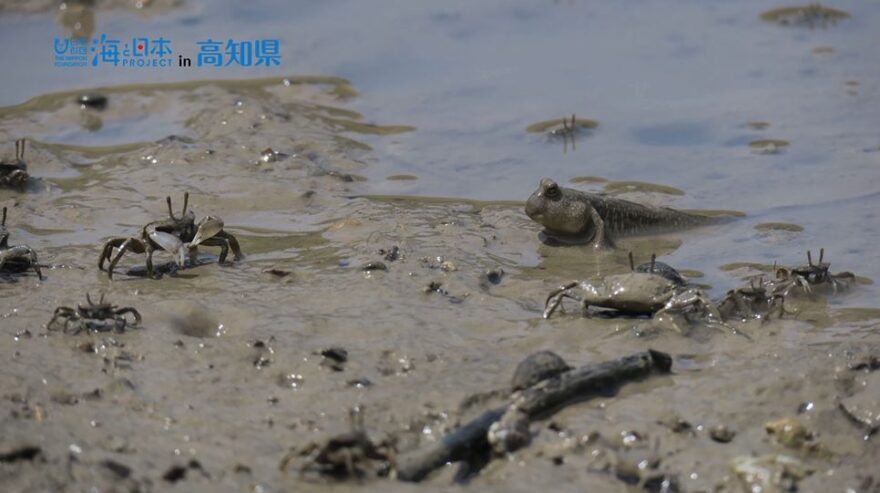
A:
[53, 34, 281, 68]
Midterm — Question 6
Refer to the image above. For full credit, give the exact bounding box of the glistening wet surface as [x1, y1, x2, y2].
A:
[0, 1, 879, 492]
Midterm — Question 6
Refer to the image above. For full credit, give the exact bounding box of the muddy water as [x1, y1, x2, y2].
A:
[1, 1, 880, 492]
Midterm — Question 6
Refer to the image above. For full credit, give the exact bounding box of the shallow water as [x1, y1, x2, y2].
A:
[1, 1, 879, 492]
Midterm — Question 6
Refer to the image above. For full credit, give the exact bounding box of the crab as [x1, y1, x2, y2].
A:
[281, 407, 394, 481]
[632, 253, 687, 286]
[543, 257, 722, 328]
[99, 192, 243, 279]
[47, 293, 141, 334]
[0, 207, 42, 279]
[717, 276, 790, 321]
[0, 139, 29, 188]
[775, 248, 854, 294]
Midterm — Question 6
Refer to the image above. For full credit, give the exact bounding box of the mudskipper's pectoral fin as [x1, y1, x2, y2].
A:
[588, 207, 614, 249]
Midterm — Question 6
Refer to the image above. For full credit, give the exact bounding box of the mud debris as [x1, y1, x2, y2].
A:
[483, 268, 504, 285]
[281, 408, 395, 481]
[709, 424, 736, 443]
[361, 261, 388, 272]
[319, 346, 349, 371]
[0, 445, 42, 463]
[76, 93, 108, 110]
[839, 373, 880, 434]
[765, 417, 812, 448]
[378, 246, 401, 261]
[730, 454, 812, 493]
[101, 459, 132, 479]
[760, 4, 851, 28]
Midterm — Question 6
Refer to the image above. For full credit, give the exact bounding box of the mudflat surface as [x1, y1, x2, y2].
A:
[1, 1, 879, 492]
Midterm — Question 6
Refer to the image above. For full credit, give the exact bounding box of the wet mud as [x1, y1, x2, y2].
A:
[0, 74, 878, 493]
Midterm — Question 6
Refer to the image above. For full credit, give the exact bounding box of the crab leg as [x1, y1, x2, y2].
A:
[200, 231, 243, 263]
[15, 138, 25, 163]
[47, 306, 76, 331]
[106, 238, 146, 279]
[100, 237, 143, 271]
[544, 281, 579, 308]
[764, 294, 789, 321]
[543, 282, 581, 319]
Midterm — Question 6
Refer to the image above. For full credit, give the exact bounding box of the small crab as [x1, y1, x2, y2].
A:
[717, 276, 789, 321]
[0, 139, 29, 188]
[47, 293, 141, 334]
[544, 258, 721, 328]
[99, 193, 243, 279]
[775, 248, 854, 294]
[282, 407, 394, 481]
[0, 207, 42, 279]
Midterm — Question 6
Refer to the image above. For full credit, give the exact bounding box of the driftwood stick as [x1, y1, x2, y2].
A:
[395, 350, 672, 482]
[515, 349, 671, 418]
[395, 407, 505, 482]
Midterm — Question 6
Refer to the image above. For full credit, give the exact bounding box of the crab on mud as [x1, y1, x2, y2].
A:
[632, 253, 687, 286]
[0, 207, 42, 279]
[0, 139, 29, 188]
[281, 407, 394, 481]
[717, 276, 791, 322]
[775, 248, 854, 294]
[47, 293, 141, 334]
[99, 192, 243, 279]
[543, 254, 722, 331]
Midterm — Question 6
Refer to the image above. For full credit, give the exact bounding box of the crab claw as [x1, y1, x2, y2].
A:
[188, 216, 224, 248]
[148, 230, 187, 266]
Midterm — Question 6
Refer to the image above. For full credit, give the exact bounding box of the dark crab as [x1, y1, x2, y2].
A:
[0, 139, 29, 188]
[775, 248, 854, 294]
[47, 293, 141, 334]
[717, 276, 790, 321]
[632, 253, 687, 286]
[0, 207, 42, 279]
[99, 192, 243, 279]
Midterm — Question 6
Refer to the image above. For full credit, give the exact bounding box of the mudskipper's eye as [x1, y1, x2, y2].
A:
[545, 185, 560, 199]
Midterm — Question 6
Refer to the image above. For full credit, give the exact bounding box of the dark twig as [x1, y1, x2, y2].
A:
[395, 350, 672, 482]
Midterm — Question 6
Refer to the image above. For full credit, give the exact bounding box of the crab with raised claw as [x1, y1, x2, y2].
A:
[0, 139, 29, 188]
[47, 293, 141, 334]
[0, 207, 42, 279]
[99, 192, 242, 279]
[775, 248, 854, 294]
[543, 253, 723, 330]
